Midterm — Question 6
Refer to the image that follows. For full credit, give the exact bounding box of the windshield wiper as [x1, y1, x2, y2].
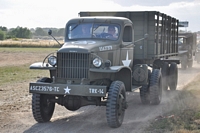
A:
[93, 24, 103, 31]
[70, 24, 79, 31]
[71, 19, 85, 31]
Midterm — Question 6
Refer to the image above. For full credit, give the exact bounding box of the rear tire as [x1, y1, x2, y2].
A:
[181, 55, 187, 69]
[168, 63, 178, 91]
[140, 69, 151, 104]
[106, 81, 127, 128]
[188, 59, 193, 68]
[149, 69, 162, 105]
[161, 62, 169, 90]
[140, 85, 150, 104]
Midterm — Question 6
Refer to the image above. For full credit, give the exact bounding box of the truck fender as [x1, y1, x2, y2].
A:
[114, 67, 132, 92]
[29, 62, 56, 70]
[90, 66, 132, 91]
[90, 66, 130, 73]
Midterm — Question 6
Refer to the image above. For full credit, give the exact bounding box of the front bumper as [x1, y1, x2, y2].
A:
[29, 82, 107, 97]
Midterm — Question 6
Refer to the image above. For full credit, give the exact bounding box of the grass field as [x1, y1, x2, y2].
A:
[0, 65, 49, 86]
[0, 47, 58, 52]
[0, 47, 58, 86]
[0, 39, 63, 48]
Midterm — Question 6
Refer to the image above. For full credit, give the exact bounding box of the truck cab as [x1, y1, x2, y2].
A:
[65, 17, 134, 69]
[48, 16, 134, 92]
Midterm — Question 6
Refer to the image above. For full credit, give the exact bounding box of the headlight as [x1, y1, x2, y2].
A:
[93, 58, 102, 67]
[48, 56, 57, 66]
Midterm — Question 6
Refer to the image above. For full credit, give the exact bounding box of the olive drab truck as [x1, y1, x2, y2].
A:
[29, 11, 180, 128]
[178, 21, 197, 69]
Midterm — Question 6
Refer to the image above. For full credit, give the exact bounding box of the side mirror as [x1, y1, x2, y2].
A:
[48, 29, 52, 35]
[47, 29, 62, 47]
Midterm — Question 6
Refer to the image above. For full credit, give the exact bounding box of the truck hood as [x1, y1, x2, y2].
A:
[58, 40, 118, 53]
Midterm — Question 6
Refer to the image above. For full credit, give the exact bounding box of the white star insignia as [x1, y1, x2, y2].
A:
[122, 51, 131, 66]
[64, 86, 71, 94]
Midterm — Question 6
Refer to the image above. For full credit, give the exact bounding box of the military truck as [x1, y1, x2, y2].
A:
[178, 32, 197, 69]
[29, 11, 180, 128]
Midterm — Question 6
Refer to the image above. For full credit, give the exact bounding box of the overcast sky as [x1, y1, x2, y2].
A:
[0, 0, 200, 32]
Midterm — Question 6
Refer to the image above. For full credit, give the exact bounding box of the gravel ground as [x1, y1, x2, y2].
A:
[1, 50, 200, 133]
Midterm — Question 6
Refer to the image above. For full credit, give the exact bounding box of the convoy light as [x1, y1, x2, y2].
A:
[48, 56, 57, 66]
[93, 58, 102, 67]
[104, 60, 111, 68]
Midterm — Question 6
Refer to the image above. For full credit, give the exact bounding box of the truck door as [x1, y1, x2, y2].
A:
[120, 25, 134, 68]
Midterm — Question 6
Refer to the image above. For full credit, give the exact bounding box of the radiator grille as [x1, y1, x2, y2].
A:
[56, 52, 90, 79]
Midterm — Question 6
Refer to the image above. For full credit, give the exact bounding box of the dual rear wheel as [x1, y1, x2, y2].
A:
[140, 69, 162, 105]
[161, 62, 178, 91]
[140, 62, 178, 105]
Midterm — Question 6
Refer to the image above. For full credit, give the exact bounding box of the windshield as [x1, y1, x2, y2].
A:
[67, 23, 120, 40]
[178, 37, 186, 45]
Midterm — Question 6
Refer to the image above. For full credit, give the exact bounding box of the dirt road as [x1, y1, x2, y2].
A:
[1, 53, 200, 133]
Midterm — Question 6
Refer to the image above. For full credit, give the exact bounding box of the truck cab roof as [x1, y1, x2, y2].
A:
[66, 16, 132, 25]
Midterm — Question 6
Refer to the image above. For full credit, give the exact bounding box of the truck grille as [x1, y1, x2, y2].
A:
[56, 53, 90, 79]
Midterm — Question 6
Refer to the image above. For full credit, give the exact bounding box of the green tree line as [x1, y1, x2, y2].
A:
[0, 26, 64, 40]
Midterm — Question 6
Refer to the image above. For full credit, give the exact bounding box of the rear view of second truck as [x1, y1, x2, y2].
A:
[178, 32, 197, 69]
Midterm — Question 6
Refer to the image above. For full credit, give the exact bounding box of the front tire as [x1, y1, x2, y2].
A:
[32, 94, 55, 122]
[106, 81, 127, 128]
[32, 77, 55, 123]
